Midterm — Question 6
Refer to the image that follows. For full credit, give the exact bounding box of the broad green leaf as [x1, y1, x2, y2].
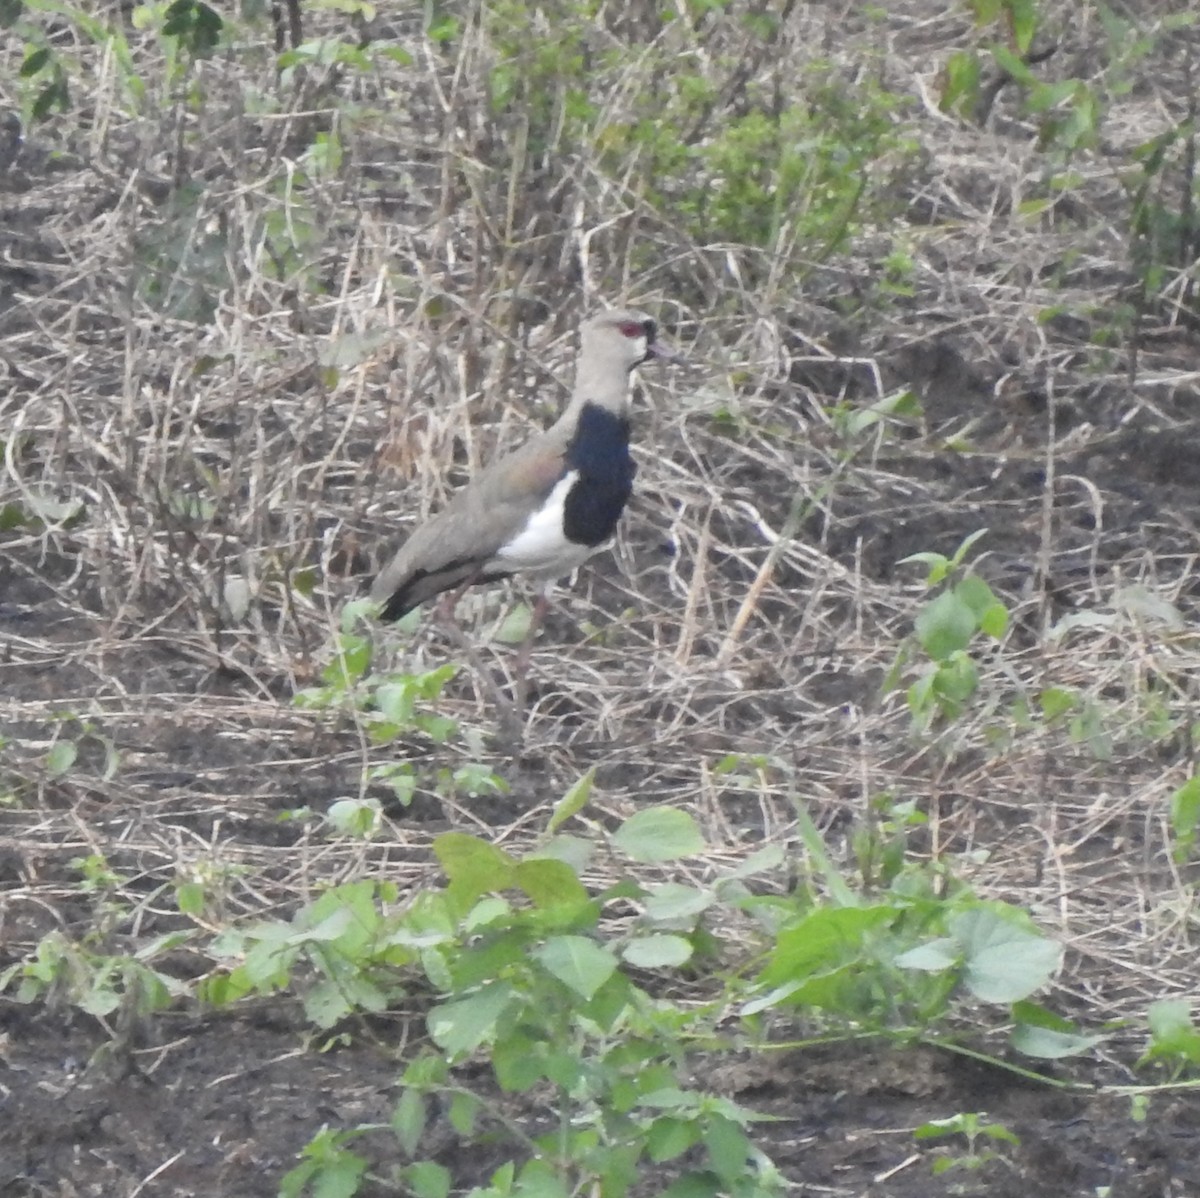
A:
[756, 906, 895, 987]
[622, 934, 693, 968]
[514, 858, 589, 909]
[428, 983, 514, 1055]
[952, 908, 1061, 1002]
[433, 833, 516, 895]
[1010, 1022, 1100, 1060]
[646, 1116, 700, 1162]
[402, 1161, 449, 1198]
[915, 590, 976, 660]
[643, 883, 714, 923]
[303, 979, 353, 1028]
[532, 935, 617, 999]
[894, 939, 959, 972]
[528, 834, 594, 873]
[705, 1114, 750, 1183]
[614, 807, 704, 862]
[492, 1030, 543, 1092]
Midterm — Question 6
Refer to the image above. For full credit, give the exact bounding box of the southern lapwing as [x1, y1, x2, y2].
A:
[370, 309, 675, 693]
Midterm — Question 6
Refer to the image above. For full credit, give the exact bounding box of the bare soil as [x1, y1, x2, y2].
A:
[4, 2, 1200, 1195]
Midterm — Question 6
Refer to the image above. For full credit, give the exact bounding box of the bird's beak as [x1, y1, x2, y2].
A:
[646, 339, 682, 362]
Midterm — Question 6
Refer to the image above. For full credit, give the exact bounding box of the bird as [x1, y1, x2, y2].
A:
[370, 308, 676, 675]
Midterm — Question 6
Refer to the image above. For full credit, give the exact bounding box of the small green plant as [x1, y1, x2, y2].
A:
[915, 1110, 1020, 1175]
[0, 928, 191, 1022]
[295, 601, 461, 749]
[885, 530, 1009, 732]
[1169, 776, 1200, 863]
[740, 779, 1096, 1067]
[1138, 999, 1200, 1079]
[231, 784, 784, 1197]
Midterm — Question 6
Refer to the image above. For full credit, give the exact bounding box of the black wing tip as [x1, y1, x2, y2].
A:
[369, 570, 423, 622]
[378, 591, 415, 622]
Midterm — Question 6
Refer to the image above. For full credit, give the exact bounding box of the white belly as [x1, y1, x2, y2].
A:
[489, 471, 600, 579]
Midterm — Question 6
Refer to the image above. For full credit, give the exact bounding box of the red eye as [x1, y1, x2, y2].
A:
[619, 321, 646, 338]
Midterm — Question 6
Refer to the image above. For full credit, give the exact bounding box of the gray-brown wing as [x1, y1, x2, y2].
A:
[370, 433, 568, 620]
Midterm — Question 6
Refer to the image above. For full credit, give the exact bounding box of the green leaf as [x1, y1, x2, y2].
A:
[1039, 686, 1076, 720]
[658, 1172, 721, 1198]
[704, 1114, 750, 1183]
[529, 834, 593, 873]
[512, 1159, 570, 1198]
[303, 979, 354, 1028]
[428, 983, 515, 1055]
[1010, 1022, 1100, 1060]
[547, 769, 593, 832]
[1169, 776, 1200, 861]
[1144, 998, 1200, 1064]
[448, 1091, 480, 1136]
[953, 908, 1061, 1003]
[434, 833, 516, 896]
[513, 858, 589, 909]
[163, 0, 223, 54]
[940, 50, 981, 114]
[642, 883, 714, 924]
[1009, 0, 1038, 53]
[491, 602, 533, 645]
[752, 906, 896, 993]
[45, 740, 78, 777]
[621, 934, 694, 968]
[492, 1030, 544, 1092]
[991, 44, 1036, 86]
[948, 528, 988, 568]
[392, 1088, 426, 1155]
[21, 46, 51, 76]
[894, 939, 959, 972]
[402, 1161, 450, 1198]
[646, 1116, 700, 1162]
[326, 797, 381, 839]
[532, 935, 617, 999]
[176, 881, 205, 916]
[955, 573, 999, 617]
[914, 590, 976, 660]
[614, 807, 705, 862]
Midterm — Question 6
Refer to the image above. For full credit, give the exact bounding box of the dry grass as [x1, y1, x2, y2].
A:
[3, 0, 1200, 1064]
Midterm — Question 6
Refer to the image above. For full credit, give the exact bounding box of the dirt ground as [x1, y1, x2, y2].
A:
[4, 2, 1200, 1196]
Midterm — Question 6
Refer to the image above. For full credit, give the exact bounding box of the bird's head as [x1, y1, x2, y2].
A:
[583, 308, 680, 372]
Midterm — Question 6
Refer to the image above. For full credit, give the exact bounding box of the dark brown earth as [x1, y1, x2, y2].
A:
[5, 3, 1200, 1196]
[3, 991, 1200, 1197]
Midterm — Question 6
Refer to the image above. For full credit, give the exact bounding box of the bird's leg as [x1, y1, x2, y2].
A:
[434, 574, 479, 626]
[430, 577, 527, 746]
[424, 568, 513, 729]
[511, 585, 552, 717]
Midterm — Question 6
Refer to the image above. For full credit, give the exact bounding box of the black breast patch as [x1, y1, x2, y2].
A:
[562, 402, 636, 547]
